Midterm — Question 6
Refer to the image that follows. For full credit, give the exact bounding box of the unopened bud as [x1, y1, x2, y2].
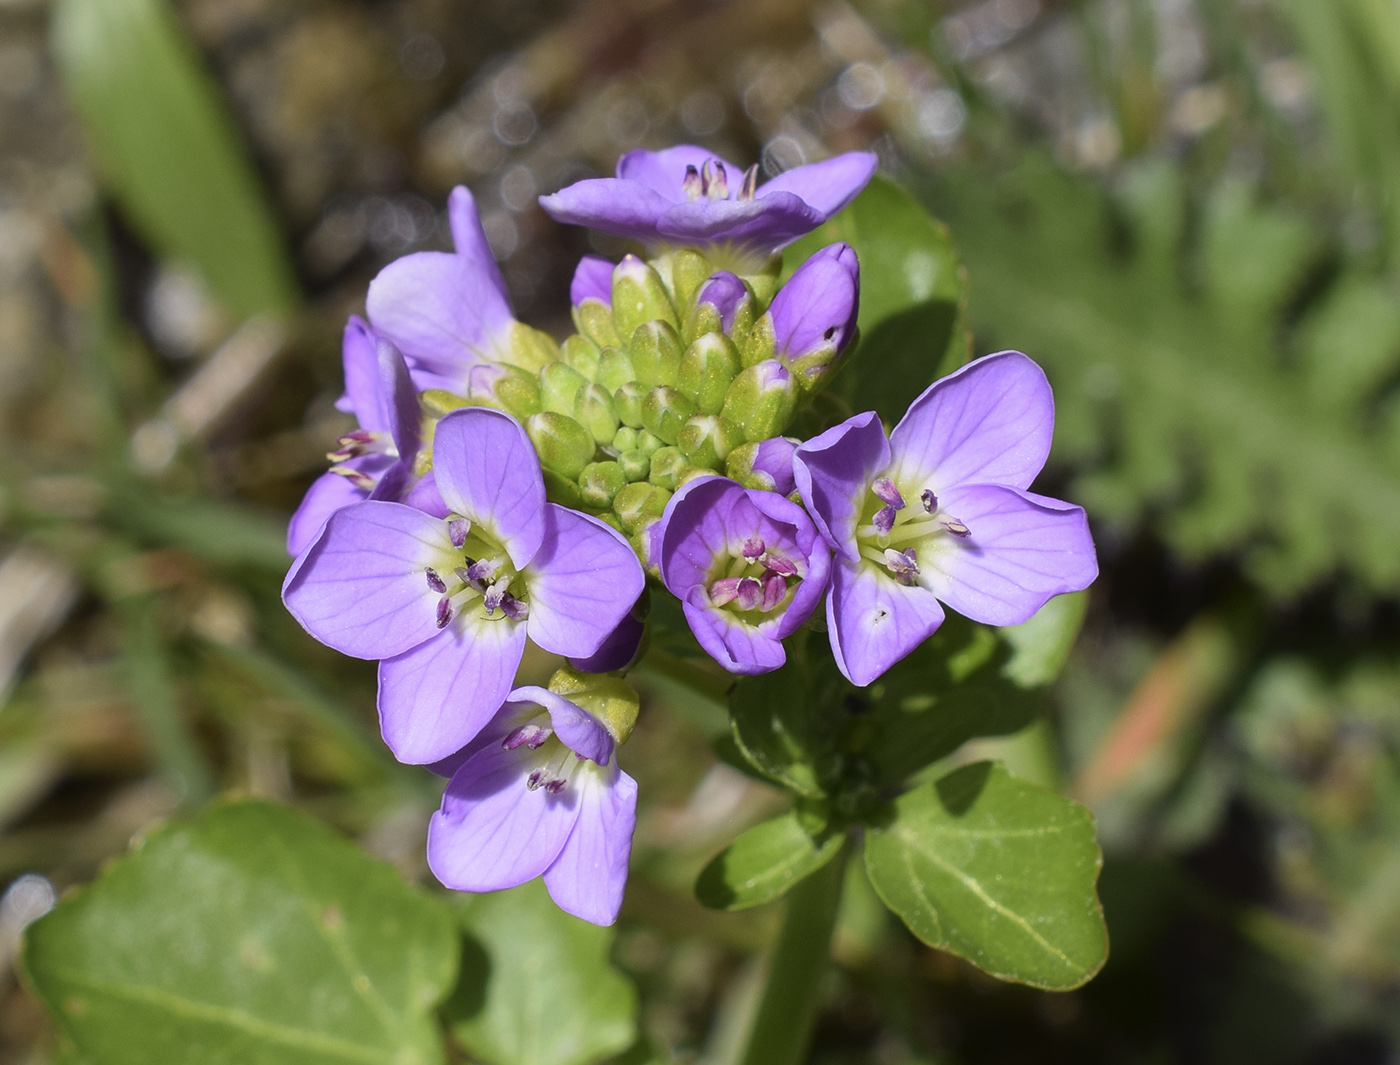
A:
[596, 347, 636, 394]
[560, 333, 601, 380]
[570, 255, 614, 308]
[629, 320, 682, 389]
[617, 449, 651, 482]
[420, 389, 471, 418]
[612, 481, 672, 532]
[613, 381, 646, 428]
[648, 446, 686, 490]
[635, 430, 664, 456]
[741, 315, 778, 369]
[677, 414, 746, 470]
[744, 253, 784, 305]
[720, 360, 798, 442]
[579, 461, 628, 509]
[751, 436, 799, 495]
[641, 386, 697, 446]
[765, 242, 860, 390]
[685, 272, 756, 349]
[540, 361, 588, 415]
[612, 426, 639, 452]
[505, 321, 561, 372]
[486, 365, 542, 420]
[668, 247, 714, 311]
[525, 412, 595, 480]
[574, 382, 620, 446]
[573, 299, 620, 349]
[678, 332, 741, 415]
[547, 666, 642, 744]
[611, 255, 677, 338]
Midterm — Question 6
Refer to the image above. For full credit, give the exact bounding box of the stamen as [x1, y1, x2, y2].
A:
[762, 552, 798, 577]
[327, 430, 394, 464]
[682, 164, 703, 201]
[734, 576, 763, 611]
[466, 557, 502, 583]
[328, 464, 375, 490]
[425, 568, 447, 594]
[503, 724, 552, 750]
[742, 536, 765, 560]
[872, 477, 906, 509]
[500, 595, 530, 622]
[873, 505, 898, 535]
[448, 518, 470, 548]
[921, 489, 937, 514]
[702, 158, 728, 199]
[436, 596, 453, 628]
[482, 574, 512, 616]
[543, 778, 568, 794]
[760, 573, 786, 612]
[883, 547, 921, 586]
[738, 164, 758, 200]
[941, 518, 971, 538]
[526, 768, 546, 790]
[709, 577, 741, 606]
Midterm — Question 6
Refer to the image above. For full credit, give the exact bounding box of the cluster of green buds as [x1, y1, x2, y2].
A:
[420, 242, 860, 562]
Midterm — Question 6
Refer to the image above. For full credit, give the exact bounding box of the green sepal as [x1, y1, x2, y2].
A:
[635, 430, 664, 456]
[573, 298, 620, 349]
[742, 253, 783, 305]
[677, 414, 745, 470]
[617, 449, 650, 482]
[596, 346, 636, 394]
[641, 386, 696, 445]
[575, 382, 620, 446]
[540, 360, 588, 415]
[667, 247, 714, 312]
[560, 332, 602, 379]
[612, 426, 639, 452]
[679, 332, 742, 414]
[611, 255, 677, 337]
[421, 388, 472, 418]
[542, 468, 584, 508]
[721, 360, 798, 442]
[648, 446, 685, 490]
[612, 481, 671, 533]
[491, 365, 543, 420]
[629, 320, 682, 389]
[741, 313, 778, 368]
[579, 461, 628, 509]
[525, 412, 595, 480]
[547, 667, 642, 744]
[613, 381, 646, 428]
[505, 320, 561, 372]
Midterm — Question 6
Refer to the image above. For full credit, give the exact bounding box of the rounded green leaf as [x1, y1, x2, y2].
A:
[22, 799, 459, 1065]
[864, 761, 1107, 990]
[695, 813, 847, 911]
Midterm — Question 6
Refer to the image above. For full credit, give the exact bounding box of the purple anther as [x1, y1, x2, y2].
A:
[709, 577, 741, 607]
[873, 505, 898, 535]
[342, 429, 376, 445]
[763, 552, 799, 577]
[738, 163, 758, 201]
[425, 568, 447, 594]
[448, 518, 470, 548]
[941, 518, 971, 538]
[742, 536, 766, 560]
[760, 573, 787, 612]
[702, 158, 728, 199]
[734, 576, 764, 611]
[921, 489, 937, 514]
[543, 778, 568, 794]
[454, 565, 474, 587]
[329, 465, 375, 490]
[482, 585, 504, 617]
[466, 557, 500, 583]
[502, 724, 551, 751]
[526, 768, 545, 790]
[435, 596, 453, 628]
[682, 165, 703, 201]
[872, 476, 905, 510]
[883, 547, 921, 586]
[500, 595, 530, 622]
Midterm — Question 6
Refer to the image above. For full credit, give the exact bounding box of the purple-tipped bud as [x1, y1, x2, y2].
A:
[872, 476, 905, 509]
[921, 489, 937, 514]
[742, 536, 765, 560]
[449, 518, 471, 548]
[436, 596, 453, 628]
[766, 242, 859, 380]
[751, 436, 799, 496]
[503, 724, 552, 750]
[570, 255, 615, 308]
[873, 505, 898, 535]
[734, 576, 764, 611]
[696, 272, 749, 334]
[425, 568, 447, 594]
[761, 573, 786, 611]
[942, 518, 972, 538]
[709, 577, 741, 607]
[883, 547, 920, 586]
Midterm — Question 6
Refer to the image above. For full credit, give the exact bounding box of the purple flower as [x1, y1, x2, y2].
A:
[766, 242, 860, 382]
[538, 145, 878, 256]
[793, 352, 1098, 686]
[366, 186, 515, 394]
[570, 254, 615, 307]
[428, 685, 637, 926]
[282, 407, 646, 763]
[653, 476, 830, 675]
[287, 317, 422, 556]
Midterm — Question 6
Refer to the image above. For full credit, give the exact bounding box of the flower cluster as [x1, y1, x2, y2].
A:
[282, 145, 1097, 925]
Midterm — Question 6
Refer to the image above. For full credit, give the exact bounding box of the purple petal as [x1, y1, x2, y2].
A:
[365, 250, 513, 382]
[696, 271, 748, 331]
[751, 436, 799, 496]
[431, 408, 545, 567]
[447, 185, 511, 309]
[538, 178, 672, 243]
[827, 559, 946, 687]
[377, 612, 526, 764]
[543, 765, 637, 926]
[616, 145, 739, 198]
[340, 316, 388, 432]
[571, 255, 615, 307]
[747, 489, 831, 639]
[377, 336, 421, 461]
[681, 586, 787, 674]
[525, 505, 645, 658]
[917, 484, 1097, 626]
[509, 686, 614, 765]
[758, 151, 878, 217]
[656, 193, 824, 250]
[888, 351, 1054, 493]
[401, 469, 450, 518]
[655, 476, 746, 594]
[768, 242, 859, 359]
[793, 411, 890, 558]
[427, 744, 581, 892]
[282, 501, 447, 659]
[287, 470, 368, 557]
[568, 601, 646, 673]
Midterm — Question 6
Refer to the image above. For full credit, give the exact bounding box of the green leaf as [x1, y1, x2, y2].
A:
[695, 812, 847, 911]
[446, 879, 637, 1065]
[784, 174, 970, 425]
[51, 0, 298, 319]
[998, 591, 1089, 689]
[864, 761, 1107, 990]
[22, 800, 458, 1065]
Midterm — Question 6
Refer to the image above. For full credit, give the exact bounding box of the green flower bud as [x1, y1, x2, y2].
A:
[648, 446, 685, 490]
[629, 320, 682, 389]
[574, 382, 620, 446]
[539, 361, 587, 415]
[489, 365, 542, 420]
[547, 666, 642, 743]
[678, 332, 741, 415]
[597, 347, 636, 394]
[420, 389, 470, 418]
[505, 321, 561, 372]
[579, 461, 627, 509]
[720, 360, 798, 442]
[740, 314, 778, 369]
[612, 481, 671, 533]
[611, 255, 677, 338]
[573, 298, 619, 349]
[635, 430, 664, 456]
[542, 469, 583, 509]
[667, 248, 714, 312]
[613, 381, 646, 428]
[724, 440, 762, 487]
[641, 386, 696, 446]
[561, 333, 601, 379]
[612, 426, 639, 452]
[676, 414, 746, 470]
[617, 449, 650, 482]
[525, 412, 595, 480]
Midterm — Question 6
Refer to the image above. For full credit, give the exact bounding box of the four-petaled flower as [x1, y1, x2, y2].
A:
[539, 145, 878, 261]
[793, 351, 1098, 686]
[652, 476, 830, 675]
[428, 685, 637, 926]
[283, 407, 646, 763]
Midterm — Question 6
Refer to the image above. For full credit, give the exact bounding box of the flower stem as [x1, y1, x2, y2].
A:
[735, 844, 847, 1065]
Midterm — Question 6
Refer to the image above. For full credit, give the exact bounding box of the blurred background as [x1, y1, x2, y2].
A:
[2, 0, 1400, 1061]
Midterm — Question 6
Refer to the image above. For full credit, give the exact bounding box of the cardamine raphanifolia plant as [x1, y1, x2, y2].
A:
[282, 145, 1098, 926]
